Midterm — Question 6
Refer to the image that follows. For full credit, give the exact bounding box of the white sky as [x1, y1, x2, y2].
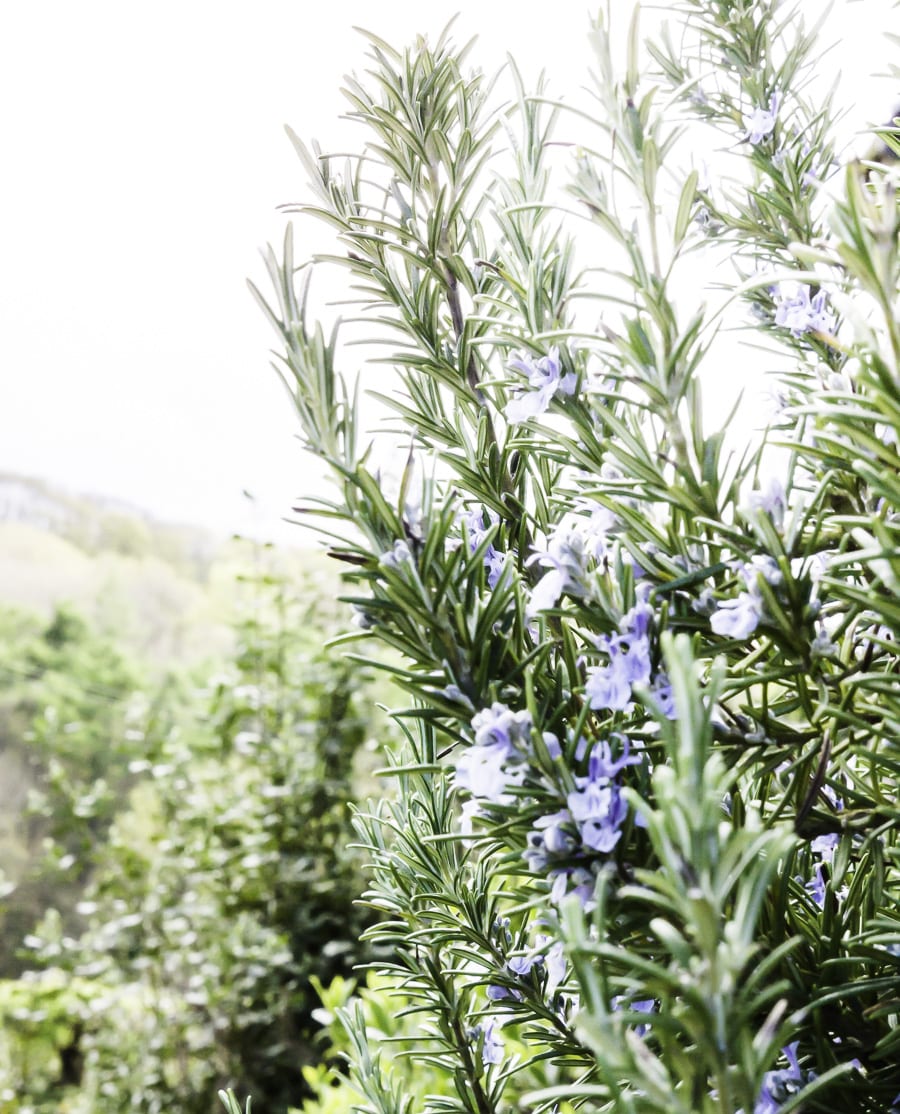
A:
[0, 0, 896, 544]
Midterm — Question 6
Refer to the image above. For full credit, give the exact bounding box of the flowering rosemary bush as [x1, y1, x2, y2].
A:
[251, 3, 900, 1111]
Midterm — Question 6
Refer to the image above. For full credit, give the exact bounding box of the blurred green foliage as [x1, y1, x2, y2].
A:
[0, 603, 144, 976]
[0, 538, 395, 1114]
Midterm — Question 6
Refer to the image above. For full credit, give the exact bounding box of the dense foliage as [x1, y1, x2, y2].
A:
[250, 2, 900, 1112]
[0, 559, 388, 1114]
[0, 604, 144, 977]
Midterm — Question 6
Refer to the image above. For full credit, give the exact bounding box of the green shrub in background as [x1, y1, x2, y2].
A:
[0, 604, 146, 977]
[0, 558, 392, 1114]
[247, 2, 900, 1112]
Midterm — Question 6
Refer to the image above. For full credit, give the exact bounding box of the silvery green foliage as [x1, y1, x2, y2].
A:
[254, 3, 900, 1111]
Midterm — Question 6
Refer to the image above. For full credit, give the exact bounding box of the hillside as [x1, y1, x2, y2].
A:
[0, 473, 332, 669]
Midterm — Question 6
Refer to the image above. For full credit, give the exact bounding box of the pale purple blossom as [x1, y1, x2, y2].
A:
[489, 937, 567, 1003]
[379, 539, 412, 568]
[471, 703, 532, 750]
[464, 507, 505, 589]
[806, 832, 839, 908]
[748, 477, 786, 529]
[569, 783, 628, 852]
[455, 703, 532, 808]
[505, 346, 577, 424]
[524, 810, 577, 870]
[585, 602, 654, 711]
[741, 556, 783, 590]
[507, 954, 539, 976]
[745, 92, 781, 144]
[753, 1042, 809, 1114]
[648, 672, 677, 719]
[811, 624, 838, 658]
[542, 731, 562, 760]
[526, 740, 639, 867]
[566, 740, 638, 852]
[774, 284, 833, 337]
[486, 982, 521, 1002]
[612, 996, 655, 1037]
[527, 506, 614, 614]
[539, 937, 567, 997]
[710, 592, 763, 639]
[455, 743, 525, 803]
[472, 1019, 505, 1066]
[549, 866, 597, 910]
[585, 660, 634, 711]
[710, 556, 782, 639]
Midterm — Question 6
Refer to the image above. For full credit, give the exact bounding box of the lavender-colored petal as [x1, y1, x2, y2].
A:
[585, 660, 634, 711]
[528, 568, 568, 615]
[505, 387, 551, 424]
[710, 593, 762, 639]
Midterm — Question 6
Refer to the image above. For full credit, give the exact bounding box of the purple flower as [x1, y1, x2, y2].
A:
[505, 346, 577, 424]
[455, 704, 532, 806]
[585, 660, 634, 711]
[486, 550, 506, 589]
[567, 785, 619, 841]
[567, 742, 635, 853]
[527, 507, 614, 614]
[379, 539, 412, 568]
[524, 810, 578, 869]
[542, 731, 562, 760]
[711, 555, 785, 640]
[748, 477, 786, 529]
[583, 737, 642, 781]
[485, 984, 521, 1002]
[471, 703, 532, 751]
[648, 672, 677, 719]
[549, 866, 597, 911]
[507, 954, 539, 977]
[486, 982, 520, 1002]
[741, 556, 783, 590]
[472, 1019, 505, 1066]
[585, 602, 655, 710]
[612, 996, 655, 1037]
[455, 743, 524, 803]
[753, 1042, 810, 1114]
[577, 793, 628, 852]
[710, 592, 763, 639]
[463, 507, 505, 589]
[806, 832, 840, 908]
[745, 92, 781, 144]
[539, 937, 567, 997]
[774, 284, 833, 337]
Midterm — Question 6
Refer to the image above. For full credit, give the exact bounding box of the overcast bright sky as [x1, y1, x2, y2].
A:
[1, 0, 896, 543]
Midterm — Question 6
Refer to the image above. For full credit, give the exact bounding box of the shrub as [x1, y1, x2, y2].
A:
[253, 4, 900, 1111]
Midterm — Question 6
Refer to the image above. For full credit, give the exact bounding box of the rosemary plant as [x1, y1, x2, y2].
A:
[250, 3, 899, 1110]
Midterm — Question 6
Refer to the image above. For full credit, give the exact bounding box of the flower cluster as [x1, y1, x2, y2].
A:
[773, 283, 833, 337]
[505, 347, 577, 424]
[487, 933, 567, 1004]
[527, 505, 615, 614]
[454, 703, 532, 809]
[585, 600, 675, 716]
[524, 739, 641, 903]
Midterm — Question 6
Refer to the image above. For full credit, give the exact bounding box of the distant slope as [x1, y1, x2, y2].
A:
[0, 474, 336, 669]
